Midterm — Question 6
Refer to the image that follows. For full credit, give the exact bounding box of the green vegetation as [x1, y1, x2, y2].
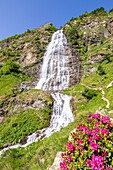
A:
[45, 24, 57, 33]
[0, 60, 20, 76]
[0, 60, 29, 98]
[0, 7, 113, 170]
[82, 88, 98, 100]
[0, 112, 88, 170]
[0, 108, 51, 147]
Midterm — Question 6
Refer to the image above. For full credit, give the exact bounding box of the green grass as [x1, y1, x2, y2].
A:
[104, 87, 113, 110]
[0, 113, 88, 170]
[0, 108, 51, 148]
[64, 84, 85, 98]
[82, 59, 113, 88]
[0, 74, 30, 97]
[75, 92, 106, 115]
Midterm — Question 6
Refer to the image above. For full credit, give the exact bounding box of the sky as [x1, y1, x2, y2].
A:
[0, 0, 113, 40]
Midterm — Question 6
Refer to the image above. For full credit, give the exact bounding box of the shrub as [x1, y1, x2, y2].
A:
[92, 7, 107, 15]
[68, 26, 78, 39]
[0, 60, 20, 75]
[60, 113, 113, 170]
[82, 88, 97, 100]
[45, 25, 57, 32]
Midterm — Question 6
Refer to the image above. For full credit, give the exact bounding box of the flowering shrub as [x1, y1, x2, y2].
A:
[60, 113, 113, 170]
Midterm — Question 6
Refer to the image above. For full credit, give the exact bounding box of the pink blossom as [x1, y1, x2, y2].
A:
[60, 161, 69, 170]
[94, 134, 100, 140]
[88, 136, 94, 143]
[86, 159, 91, 167]
[88, 113, 93, 117]
[67, 142, 75, 152]
[91, 131, 98, 137]
[91, 155, 104, 170]
[101, 129, 109, 135]
[60, 161, 68, 170]
[76, 139, 84, 145]
[67, 155, 72, 163]
[95, 121, 100, 126]
[78, 145, 84, 151]
[86, 129, 91, 135]
[94, 127, 100, 132]
[78, 125, 88, 131]
[101, 116, 110, 123]
[93, 113, 100, 119]
[90, 142, 98, 151]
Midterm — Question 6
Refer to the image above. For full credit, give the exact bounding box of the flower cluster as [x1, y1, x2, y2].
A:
[60, 113, 113, 170]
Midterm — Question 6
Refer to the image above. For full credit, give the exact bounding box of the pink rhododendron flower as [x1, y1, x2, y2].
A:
[88, 136, 94, 143]
[95, 121, 100, 125]
[91, 131, 98, 136]
[94, 127, 100, 132]
[67, 155, 72, 163]
[78, 145, 84, 151]
[90, 142, 98, 151]
[101, 116, 110, 123]
[86, 159, 91, 167]
[93, 113, 100, 119]
[88, 113, 93, 117]
[78, 125, 87, 131]
[67, 142, 75, 152]
[91, 155, 104, 170]
[60, 161, 69, 170]
[101, 129, 109, 135]
[76, 139, 84, 145]
[86, 155, 105, 170]
[86, 129, 91, 135]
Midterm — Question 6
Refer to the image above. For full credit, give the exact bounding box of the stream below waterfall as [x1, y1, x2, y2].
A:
[0, 30, 74, 156]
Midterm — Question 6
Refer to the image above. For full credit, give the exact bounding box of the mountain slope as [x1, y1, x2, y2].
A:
[0, 7, 113, 170]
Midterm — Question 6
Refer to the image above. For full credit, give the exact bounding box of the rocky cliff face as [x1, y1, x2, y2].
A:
[0, 23, 57, 88]
[63, 8, 113, 75]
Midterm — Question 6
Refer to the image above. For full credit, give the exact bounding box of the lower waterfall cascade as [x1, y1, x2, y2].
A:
[0, 30, 75, 156]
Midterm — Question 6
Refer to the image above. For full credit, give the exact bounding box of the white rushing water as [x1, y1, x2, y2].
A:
[0, 30, 74, 156]
[35, 30, 70, 91]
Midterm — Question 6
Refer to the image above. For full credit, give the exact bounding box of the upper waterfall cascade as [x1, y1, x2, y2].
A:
[0, 30, 75, 156]
[35, 30, 70, 91]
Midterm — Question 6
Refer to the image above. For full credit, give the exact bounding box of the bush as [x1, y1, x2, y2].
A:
[60, 113, 113, 170]
[45, 25, 57, 32]
[0, 60, 20, 75]
[92, 7, 107, 15]
[82, 88, 97, 100]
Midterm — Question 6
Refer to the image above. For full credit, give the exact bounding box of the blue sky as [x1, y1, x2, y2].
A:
[0, 0, 113, 40]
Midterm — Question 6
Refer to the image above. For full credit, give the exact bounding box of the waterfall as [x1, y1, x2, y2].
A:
[35, 30, 70, 91]
[0, 30, 74, 156]
[26, 30, 74, 144]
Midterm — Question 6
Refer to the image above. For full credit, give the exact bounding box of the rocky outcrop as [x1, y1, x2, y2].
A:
[48, 152, 63, 170]
[8, 89, 53, 115]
